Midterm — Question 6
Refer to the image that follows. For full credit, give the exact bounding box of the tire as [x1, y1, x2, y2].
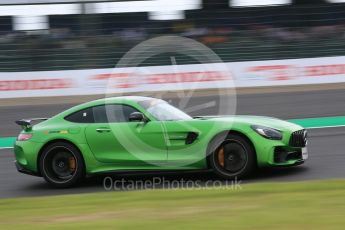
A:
[39, 142, 85, 188]
[208, 133, 256, 179]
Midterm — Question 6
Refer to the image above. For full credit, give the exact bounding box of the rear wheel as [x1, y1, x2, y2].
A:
[39, 142, 85, 188]
[208, 134, 256, 179]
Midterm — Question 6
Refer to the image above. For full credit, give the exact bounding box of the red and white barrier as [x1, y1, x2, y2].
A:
[1, 56, 345, 98]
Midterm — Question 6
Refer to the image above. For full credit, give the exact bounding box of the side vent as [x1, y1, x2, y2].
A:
[185, 132, 198, 144]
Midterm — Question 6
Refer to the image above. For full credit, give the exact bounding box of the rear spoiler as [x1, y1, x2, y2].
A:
[15, 118, 49, 130]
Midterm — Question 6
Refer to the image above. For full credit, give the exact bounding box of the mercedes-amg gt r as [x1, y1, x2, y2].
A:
[14, 96, 308, 187]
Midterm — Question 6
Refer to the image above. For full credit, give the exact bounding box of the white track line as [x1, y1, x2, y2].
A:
[306, 125, 345, 129]
[0, 147, 13, 150]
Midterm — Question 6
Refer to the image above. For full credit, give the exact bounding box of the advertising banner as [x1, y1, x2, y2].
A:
[1, 56, 345, 98]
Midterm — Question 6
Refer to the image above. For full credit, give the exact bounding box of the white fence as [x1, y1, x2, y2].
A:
[1, 56, 345, 98]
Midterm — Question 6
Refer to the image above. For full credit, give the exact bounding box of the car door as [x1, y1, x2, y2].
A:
[85, 104, 167, 166]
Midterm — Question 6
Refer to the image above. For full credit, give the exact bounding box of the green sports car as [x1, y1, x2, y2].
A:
[14, 96, 308, 188]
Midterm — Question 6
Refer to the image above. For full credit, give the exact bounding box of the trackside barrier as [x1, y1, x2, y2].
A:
[1, 56, 345, 98]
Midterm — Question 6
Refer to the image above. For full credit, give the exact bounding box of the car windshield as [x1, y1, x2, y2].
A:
[139, 99, 192, 121]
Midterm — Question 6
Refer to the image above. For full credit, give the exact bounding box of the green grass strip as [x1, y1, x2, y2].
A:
[0, 179, 345, 229]
[289, 116, 345, 128]
[0, 137, 15, 148]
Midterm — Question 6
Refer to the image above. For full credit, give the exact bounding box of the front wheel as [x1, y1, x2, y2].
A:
[39, 142, 85, 188]
[208, 134, 256, 179]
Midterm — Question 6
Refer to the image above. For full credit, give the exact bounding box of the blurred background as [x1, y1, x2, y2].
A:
[0, 0, 345, 72]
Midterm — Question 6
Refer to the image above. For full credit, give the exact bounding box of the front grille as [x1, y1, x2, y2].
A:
[289, 129, 307, 147]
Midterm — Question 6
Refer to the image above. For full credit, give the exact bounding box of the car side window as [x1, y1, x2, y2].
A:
[93, 104, 139, 123]
[64, 107, 94, 123]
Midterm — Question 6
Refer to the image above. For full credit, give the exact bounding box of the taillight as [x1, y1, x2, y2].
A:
[17, 133, 33, 141]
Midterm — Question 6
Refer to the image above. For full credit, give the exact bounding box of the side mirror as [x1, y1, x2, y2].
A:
[129, 112, 147, 122]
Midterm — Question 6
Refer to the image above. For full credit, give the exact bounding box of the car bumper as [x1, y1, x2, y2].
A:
[274, 146, 307, 161]
[14, 161, 40, 177]
[251, 137, 308, 167]
[246, 127, 308, 167]
[14, 140, 43, 175]
[271, 159, 305, 167]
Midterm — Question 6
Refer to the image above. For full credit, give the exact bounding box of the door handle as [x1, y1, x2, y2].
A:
[96, 128, 111, 133]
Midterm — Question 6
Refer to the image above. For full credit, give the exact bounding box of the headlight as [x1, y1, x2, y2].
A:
[251, 125, 282, 140]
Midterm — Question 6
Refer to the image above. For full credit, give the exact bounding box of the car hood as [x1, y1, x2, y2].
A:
[195, 115, 303, 132]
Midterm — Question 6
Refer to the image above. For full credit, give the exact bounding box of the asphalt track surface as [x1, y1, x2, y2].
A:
[1, 89, 345, 198]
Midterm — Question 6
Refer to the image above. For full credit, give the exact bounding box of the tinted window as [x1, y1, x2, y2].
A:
[93, 104, 139, 123]
[139, 99, 192, 121]
[65, 107, 94, 123]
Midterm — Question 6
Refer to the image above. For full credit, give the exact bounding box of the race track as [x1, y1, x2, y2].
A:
[1, 88, 345, 198]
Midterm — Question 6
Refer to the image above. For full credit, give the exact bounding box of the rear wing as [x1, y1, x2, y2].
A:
[15, 118, 49, 130]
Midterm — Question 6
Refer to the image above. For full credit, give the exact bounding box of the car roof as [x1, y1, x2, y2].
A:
[55, 96, 160, 119]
